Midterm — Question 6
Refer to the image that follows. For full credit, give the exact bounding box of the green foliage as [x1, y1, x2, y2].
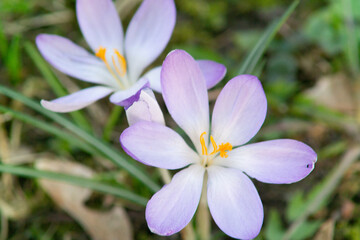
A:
[0, 0, 32, 14]
[303, 0, 360, 73]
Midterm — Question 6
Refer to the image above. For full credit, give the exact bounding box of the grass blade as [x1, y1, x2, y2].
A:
[238, 0, 299, 75]
[0, 164, 148, 206]
[24, 41, 92, 132]
[0, 105, 98, 155]
[0, 85, 160, 192]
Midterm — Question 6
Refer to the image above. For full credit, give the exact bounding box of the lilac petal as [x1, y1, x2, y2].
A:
[125, 89, 165, 126]
[144, 66, 162, 92]
[41, 86, 113, 113]
[146, 164, 204, 235]
[207, 166, 263, 239]
[161, 50, 209, 153]
[125, 0, 176, 83]
[120, 121, 198, 169]
[197, 60, 227, 89]
[217, 139, 317, 184]
[211, 75, 267, 146]
[36, 34, 116, 86]
[109, 78, 149, 109]
[145, 60, 227, 93]
[77, 0, 123, 53]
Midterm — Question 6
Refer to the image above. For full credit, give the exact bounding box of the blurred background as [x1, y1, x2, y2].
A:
[0, 0, 360, 239]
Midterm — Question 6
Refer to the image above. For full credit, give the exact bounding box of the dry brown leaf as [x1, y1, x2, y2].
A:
[314, 218, 335, 240]
[36, 159, 133, 240]
[305, 74, 356, 114]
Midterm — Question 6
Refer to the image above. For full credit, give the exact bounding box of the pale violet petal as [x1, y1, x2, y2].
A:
[161, 50, 209, 154]
[120, 121, 199, 169]
[211, 75, 267, 146]
[125, 89, 165, 126]
[146, 165, 204, 235]
[36, 34, 116, 87]
[144, 66, 162, 92]
[109, 78, 149, 109]
[197, 60, 227, 89]
[125, 0, 176, 83]
[216, 139, 317, 184]
[76, 0, 124, 53]
[207, 166, 263, 239]
[145, 60, 227, 93]
[41, 86, 113, 113]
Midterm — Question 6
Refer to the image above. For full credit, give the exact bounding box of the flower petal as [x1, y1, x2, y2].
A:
[120, 121, 198, 169]
[143, 66, 162, 92]
[161, 50, 209, 153]
[36, 34, 116, 86]
[145, 60, 226, 93]
[211, 75, 267, 146]
[217, 139, 317, 184]
[109, 78, 149, 109]
[76, 0, 123, 53]
[146, 164, 204, 236]
[41, 86, 113, 113]
[125, 89, 165, 126]
[125, 0, 176, 83]
[207, 166, 263, 239]
[197, 60, 227, 89]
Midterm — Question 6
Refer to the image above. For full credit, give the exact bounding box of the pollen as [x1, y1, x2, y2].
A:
[200, 132, 232, 158]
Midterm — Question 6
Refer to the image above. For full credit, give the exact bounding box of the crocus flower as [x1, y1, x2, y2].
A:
[120, 50, 317, 239]
[36, 0, 226, 112]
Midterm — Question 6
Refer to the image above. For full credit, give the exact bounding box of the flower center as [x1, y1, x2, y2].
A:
[96, 47, 128, 89]
[199, 132, 232, 166]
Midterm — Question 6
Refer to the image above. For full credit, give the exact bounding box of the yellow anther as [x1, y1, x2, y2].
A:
[114, 50, 127, 76]
[200, 132, 208, 155]
[210, 136, 217, 155]
[200, 132, 232, 158]
[95, 47, 126, 89]
[96, 47, 107, 61]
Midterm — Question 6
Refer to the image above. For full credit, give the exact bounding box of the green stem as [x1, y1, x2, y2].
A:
[196, 173, 210, 240]
[103, 106, 123, 141]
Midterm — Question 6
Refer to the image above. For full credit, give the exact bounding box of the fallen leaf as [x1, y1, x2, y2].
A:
[36, 158, 133, 240]
[305, 74, 356, 114]
[313, 218, 334, 240]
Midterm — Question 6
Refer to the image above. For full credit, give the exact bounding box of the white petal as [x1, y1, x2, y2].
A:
[125, 89, 165, 126]
[161, 50, 209, 154]
[217, 139, 317, 184]
[146, 165, 205, 235]
[41, 86, 113, 112]
[125, 0, 176, 83]
[109, 78, 149, 108]
[144, 66, 162, 92]
[36, 34, 116, 86]
[120, 121, 199, 169]
[211, 75, 267, 146]
[145, 60, 227, 93]
[77, 0, 124, 53]
[207, 166, 263, 239]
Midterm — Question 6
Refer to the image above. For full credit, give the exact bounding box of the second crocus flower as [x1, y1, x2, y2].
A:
[120, 49, 317, 239]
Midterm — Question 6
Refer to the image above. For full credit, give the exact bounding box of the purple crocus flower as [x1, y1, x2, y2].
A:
[120, 50, 317, 239]
[36, 0, 226, 112]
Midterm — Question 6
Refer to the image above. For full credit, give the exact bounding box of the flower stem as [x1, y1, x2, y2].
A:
[196, 172, 210, 240]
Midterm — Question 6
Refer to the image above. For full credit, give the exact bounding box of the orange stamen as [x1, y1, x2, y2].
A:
[200, 132, 208, 155]
[96, 47, 126, 89]
[200, 132, 232, 158]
